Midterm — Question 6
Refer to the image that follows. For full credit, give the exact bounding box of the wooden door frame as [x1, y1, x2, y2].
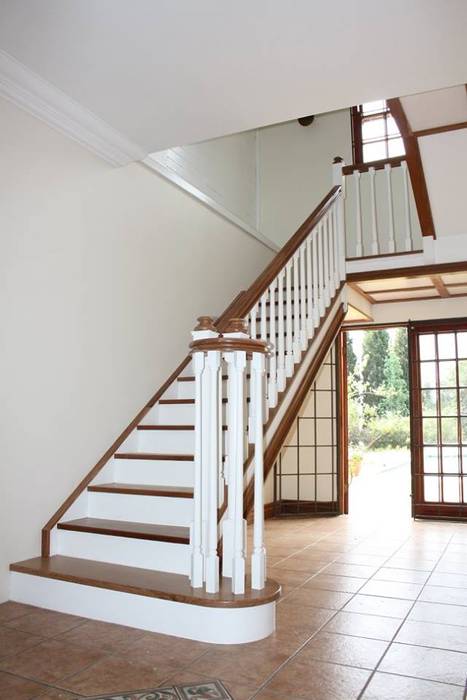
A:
[337, 330, 349, 514]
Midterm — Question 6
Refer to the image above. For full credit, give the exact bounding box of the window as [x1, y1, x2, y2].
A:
[351, 100, 405, 163]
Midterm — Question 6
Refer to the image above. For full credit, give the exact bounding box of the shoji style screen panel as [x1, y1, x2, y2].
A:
[275, 342, 340, 515]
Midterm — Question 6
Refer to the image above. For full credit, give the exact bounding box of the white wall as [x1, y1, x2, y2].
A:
[371, 296, 467, 325]
[419, 129, 467, 238]
[258, 110, 352, 246]
[149, 130, 258, 231]
[0, 97, 273, 601]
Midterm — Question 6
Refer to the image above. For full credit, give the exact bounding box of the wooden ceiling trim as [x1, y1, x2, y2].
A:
[347, 260, 467, 283]
[413, 121, 467, 138]
[348, 281, 376, 304]
[387, 97, 436, 238]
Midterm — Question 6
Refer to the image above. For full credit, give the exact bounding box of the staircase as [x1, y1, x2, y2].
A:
[10, 173, 348, 644]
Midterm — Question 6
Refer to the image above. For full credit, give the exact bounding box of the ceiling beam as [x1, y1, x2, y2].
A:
[430, 275, 450, 298]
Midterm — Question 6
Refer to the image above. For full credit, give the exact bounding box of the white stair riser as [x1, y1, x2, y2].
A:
[114, 458, 194, 487]
[137, 429, 194, 453]
[145, 404, 195, 424]
[88, 492, 193, 526]
[57, 530, 189, 574]
[10, 573, 276, 644]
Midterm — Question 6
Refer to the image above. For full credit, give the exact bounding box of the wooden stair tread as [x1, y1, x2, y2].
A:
[57, 518, 190, 544]
[137, 424, 194, 430]
[87, 483, 193, 498]
[114, 452, 194, 461]
[10, 555, 281, 608]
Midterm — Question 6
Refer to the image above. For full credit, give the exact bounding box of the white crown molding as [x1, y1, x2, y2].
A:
[0, 49, 145, 166]
[143, 154, 279, 252]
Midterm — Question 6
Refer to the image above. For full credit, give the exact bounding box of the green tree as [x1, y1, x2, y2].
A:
[382, 346, 408, 416]
[346, 334, 357, 376]
[362, 330, 389, 414]
[392, 328, 409, 415]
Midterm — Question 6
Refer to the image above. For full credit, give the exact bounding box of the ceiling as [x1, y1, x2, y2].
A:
[350, 270, 467, 305]
[0, 0, 466, 158]
[402, 85, 467, 133]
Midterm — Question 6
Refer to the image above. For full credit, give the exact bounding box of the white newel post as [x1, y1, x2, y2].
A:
[251, 349, 266, 590]
[385, 162, 396, 254]
[401, 160, 413, 251]
[190, 317, 221, 590]
[353, 168, 363, 258]
[332, 156, 347, 282]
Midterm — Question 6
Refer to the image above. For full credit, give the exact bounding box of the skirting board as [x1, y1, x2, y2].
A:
[10, 572, 276, 645]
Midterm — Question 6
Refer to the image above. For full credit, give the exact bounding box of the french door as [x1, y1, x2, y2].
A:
[410, 319, 467, 519]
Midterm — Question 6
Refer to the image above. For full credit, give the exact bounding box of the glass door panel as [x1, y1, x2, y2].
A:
[410, 319, 467, 519]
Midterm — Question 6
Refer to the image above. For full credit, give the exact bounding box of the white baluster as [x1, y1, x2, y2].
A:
[293, 253, 301, 363]
[353, 169, 363, 257]
[260, 291, 269, 421]
[251, 349, 266, 590]
[247, 303, 258, 443]
[190, 318, 220, 589]
[312, 228, 320, 328]
[401, 160, 413, 251]
[268, 280, 278, 407]
[332, 203, 340, 291]
[285, 261, 294, 376]
[204, 348, 221, 593]
[306, 236, 313, 338]
[317, 222, 325, 318]
[276, 269, 286, 392]
[369, 166, 379, 256]
[328, 207, 336, 298]
[299, 244, 307, 351]
[385, 162, 396, 254]
[323, 215, 331, 307]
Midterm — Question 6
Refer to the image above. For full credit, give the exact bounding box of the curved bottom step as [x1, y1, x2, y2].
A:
[10, 556, 280, 644]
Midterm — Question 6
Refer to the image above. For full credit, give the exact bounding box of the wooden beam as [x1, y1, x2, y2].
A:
[431, 275, 450, 298]
[414, 121, 467, 138]
[387, 97, 436, 239]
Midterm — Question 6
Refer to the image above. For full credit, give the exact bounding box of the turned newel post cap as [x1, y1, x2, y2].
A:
[194, 316, 217, 332]
[224, 318, 249, 334]
[333, 156, 344, 164]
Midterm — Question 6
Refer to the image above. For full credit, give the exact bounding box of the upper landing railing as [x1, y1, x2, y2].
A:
[337, 156, 424, 260]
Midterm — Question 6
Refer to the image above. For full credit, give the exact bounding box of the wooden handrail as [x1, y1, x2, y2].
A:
[342, 156, 405, 175]
[42, 184, 341, 556]
[225, 186, 341, 322]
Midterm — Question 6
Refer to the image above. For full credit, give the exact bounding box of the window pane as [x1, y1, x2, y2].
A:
[439, 361, 457, 387]
[463, 477, 467, 503]
[420, 362, 437, 388]
[423, 418, 438, 444]
[422, 389, 437, 416]
[362, 100, 386, 115]
[457, 332, 467, 358]
[424, 476, 439, 502]
[441, 417, 458, 444]
[363, 141, 387, 162]
[462, 417, 467, 444]
[442, 446, 460, 473]
[438, 333, 456, 359]
[388, 137, 405, 157]
[443, 477, 460, 503]
[463, 448, 467, 474]
[459, 360, 467, 386]
[362, 116, 386, 140]
[460, 388, 467, 415]
[424, 446, 439, 473]
[440, 389, 457, 416]
[419, 335, 436, 361]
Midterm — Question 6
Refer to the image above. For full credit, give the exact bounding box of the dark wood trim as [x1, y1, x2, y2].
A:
[244, 303, 346, 517]
[337, 331, 349, 515]
[342, 155, 405, 176]
[87, 483, 194, 498]
[386, 98, 435, 238]
[190, 337, 268, 354]
[413, 121, 467, 138]
[114, 452, 194, 461]
[342, 321, 409, 332]
[272, 500, 338, 516]
[10, 556, 281, 609]
[430, 275, 450, 298]
[347, 260, 467, 283]
[57, 518, 190, 544]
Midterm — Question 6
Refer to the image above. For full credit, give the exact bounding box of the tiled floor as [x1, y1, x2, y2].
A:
[1, 490, 467, 698]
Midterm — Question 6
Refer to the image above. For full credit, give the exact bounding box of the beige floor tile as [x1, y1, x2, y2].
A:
[373, 567, 430, 584]
[324, 563, 377, 579]
[343, 594, 413, 619]
[420, 585, 467, 606]
[303, 573, 365, 593]
[299, 631, 388, 669]
[264, 657, 370, 699]
[56, 619, 145, 654]
[429, 572, 467, 588]
[380, 642, 467, 686]
[281, 587, 353, 610]
[4, 609, 85, 638]
[358, 579, 423, 600]
[395, 619, 467, 652]
[362, 671, 464, 699]
[408, 601, 467, 626]
[0, 602, 36, 624]
[324, 611, 400, 641]
[0, 625, 45, 661]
